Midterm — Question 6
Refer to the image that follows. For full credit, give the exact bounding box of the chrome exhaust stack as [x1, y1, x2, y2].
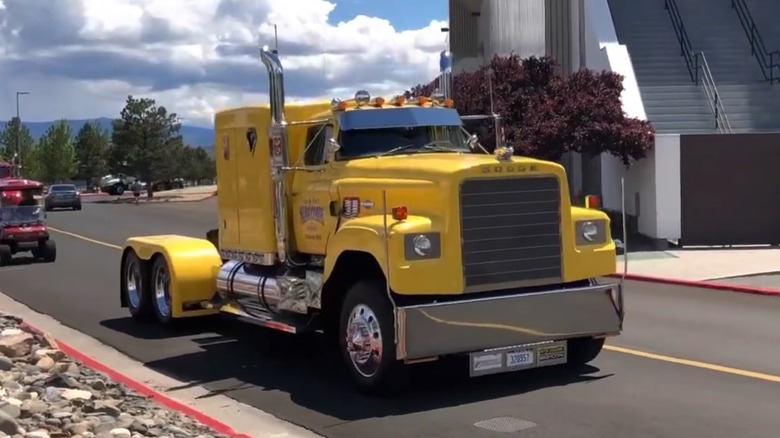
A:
[260, 45, 291, 265]
[439, 50, 453, 99]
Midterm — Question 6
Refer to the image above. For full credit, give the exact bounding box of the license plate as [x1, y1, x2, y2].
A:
[506, 349, 534, 368]
[469, 341, 568, 377]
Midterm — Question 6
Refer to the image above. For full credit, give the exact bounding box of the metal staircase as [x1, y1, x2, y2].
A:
[608, 0, 724, 133]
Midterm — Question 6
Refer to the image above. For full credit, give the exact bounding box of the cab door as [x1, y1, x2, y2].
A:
[290, 124, 338, 255]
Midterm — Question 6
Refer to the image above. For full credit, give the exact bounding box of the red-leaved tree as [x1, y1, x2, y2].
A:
[406, 55, 654, 166]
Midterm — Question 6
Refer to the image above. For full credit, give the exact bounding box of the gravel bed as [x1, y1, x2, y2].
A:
[0, 313, 228, 438]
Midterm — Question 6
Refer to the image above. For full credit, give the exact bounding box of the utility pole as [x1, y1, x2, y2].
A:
[15, 91, 30, 177]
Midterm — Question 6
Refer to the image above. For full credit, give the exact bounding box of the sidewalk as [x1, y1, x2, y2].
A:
[617, 247, 780, 281]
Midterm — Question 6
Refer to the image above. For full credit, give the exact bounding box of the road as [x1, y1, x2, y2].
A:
[1, 199, 779, 437]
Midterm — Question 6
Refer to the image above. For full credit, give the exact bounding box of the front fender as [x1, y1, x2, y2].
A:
[325, 215, 459, 294]
[567, 207, 616, 279]
[122, 235, 221, 318]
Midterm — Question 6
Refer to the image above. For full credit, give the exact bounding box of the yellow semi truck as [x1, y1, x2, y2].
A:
[119, 47, 624, 394]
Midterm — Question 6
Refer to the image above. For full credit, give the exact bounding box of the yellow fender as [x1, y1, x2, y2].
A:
[122, 235, 222, 318]
[325, 215, 457, 294]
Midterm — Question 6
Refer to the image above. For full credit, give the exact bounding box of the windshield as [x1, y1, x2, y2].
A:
[0, 167, 11, 179]
[0, 205, 43, 226]
[338, 125, 470, 159]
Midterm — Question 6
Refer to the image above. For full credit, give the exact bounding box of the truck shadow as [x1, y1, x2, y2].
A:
[100, 316, 611, 425]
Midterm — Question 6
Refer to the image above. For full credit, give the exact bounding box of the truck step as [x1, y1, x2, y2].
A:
[219, 301, 300, 334]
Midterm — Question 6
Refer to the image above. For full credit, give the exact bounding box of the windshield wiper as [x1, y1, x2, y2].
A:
[379, 140, 463, 157]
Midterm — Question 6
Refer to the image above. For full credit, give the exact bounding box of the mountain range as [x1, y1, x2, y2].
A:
[17, 118, 215, 148]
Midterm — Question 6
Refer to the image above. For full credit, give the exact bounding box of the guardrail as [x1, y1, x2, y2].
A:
[732, 0, 780, 84]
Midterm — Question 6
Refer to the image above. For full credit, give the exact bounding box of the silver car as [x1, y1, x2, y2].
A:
[44, 184, 82, 211]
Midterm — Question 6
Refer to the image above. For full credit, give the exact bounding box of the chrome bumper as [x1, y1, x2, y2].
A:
[395, 282, 623, 360]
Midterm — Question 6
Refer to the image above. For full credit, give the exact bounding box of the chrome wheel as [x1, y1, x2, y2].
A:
[153, 264, 171, 318]
[345, 304, 383, 377]
[125, 258, 141, 309]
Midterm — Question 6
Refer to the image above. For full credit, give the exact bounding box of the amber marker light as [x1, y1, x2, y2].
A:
[392, 205, 408, 221]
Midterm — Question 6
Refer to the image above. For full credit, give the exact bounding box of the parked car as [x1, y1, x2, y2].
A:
[44, 184, 82, 211]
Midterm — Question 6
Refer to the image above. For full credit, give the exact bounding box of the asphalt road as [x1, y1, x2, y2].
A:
[1, 199, 779, 437]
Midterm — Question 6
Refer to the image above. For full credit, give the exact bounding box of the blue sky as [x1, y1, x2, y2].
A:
[329, 0, 446, 31]
[0, 0, 450, 125]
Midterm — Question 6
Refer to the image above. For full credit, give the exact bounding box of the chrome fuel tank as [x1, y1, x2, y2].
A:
[215, 260, 311, 314]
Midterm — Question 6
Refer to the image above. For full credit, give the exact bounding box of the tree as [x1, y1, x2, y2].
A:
[0, 118, 35, 166]
[74, 121, 110, 187]
[406, 55, 654, 166]
[30, 120, 77, 183]
[179, 146, 216, 182]
[111, 95, 184, 196]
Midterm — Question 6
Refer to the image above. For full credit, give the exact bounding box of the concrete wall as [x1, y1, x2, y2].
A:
[449, 0, 687, 240]
[450, 0, 578, 74]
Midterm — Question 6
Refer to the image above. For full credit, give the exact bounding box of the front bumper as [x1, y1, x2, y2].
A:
[396, 282, 623, 360]
[46, 198, 80, 208]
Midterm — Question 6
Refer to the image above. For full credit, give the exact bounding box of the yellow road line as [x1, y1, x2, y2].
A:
[47, 227, 122, 250]
[46, 226, 780, 385]
[604, 345, 780, 383]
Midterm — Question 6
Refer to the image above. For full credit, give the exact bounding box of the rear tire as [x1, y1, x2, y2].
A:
[0, 245, 11, 266]
[39, 240, 56, 263]
[122, 251, 153, 321]
[567, 337, 605, 366]
[339, 281, 408, 395]
[115, 186, 125, 196]
[151, 256, 175, 326]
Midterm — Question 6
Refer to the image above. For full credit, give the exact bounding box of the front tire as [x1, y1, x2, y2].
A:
[567, 337, 605, 366]
[115, 185, 125, 196]
[151, 256, 174, 326]
[339, 281, 407, 395]
[0, 245, 11, 266]
[123, 251, 153, 320]
[39, 240, 56, 263]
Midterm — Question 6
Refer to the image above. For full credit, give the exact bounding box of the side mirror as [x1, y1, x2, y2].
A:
[467, 134, 481, 151]
[325, 138, 341, 163]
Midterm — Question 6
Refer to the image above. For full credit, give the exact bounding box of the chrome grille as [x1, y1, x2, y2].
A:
[459, 176, 562, 291]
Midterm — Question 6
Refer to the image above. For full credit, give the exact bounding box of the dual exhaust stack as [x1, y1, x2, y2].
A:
[259, 46, 292, 266]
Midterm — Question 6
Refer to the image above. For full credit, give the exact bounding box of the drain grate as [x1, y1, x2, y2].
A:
[474, 417, 537, 433]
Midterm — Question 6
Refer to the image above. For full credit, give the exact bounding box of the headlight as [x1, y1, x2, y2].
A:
[404, 232, 441, 260]
[412, 235, 431, 256]
[575, 220, 607, 245]
[582, 221, 598, 242]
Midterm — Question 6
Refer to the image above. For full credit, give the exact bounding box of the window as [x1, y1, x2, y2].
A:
[50, 185, 76, 192]
[303, 124, 328, 165]
[337, 126, 470, 160]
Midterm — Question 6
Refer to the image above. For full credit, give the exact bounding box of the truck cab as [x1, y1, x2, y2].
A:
[119, 47, 624, 394]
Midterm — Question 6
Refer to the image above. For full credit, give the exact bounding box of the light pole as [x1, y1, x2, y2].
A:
[15, 91, 30, 176]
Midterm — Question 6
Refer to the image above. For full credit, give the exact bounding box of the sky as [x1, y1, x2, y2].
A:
[0, 0, 448, 127]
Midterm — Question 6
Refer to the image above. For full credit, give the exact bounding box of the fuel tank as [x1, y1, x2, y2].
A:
[215, 260, 309, 314]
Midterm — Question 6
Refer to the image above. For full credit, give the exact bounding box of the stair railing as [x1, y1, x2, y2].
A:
[732, 0, 780, 84]
[664, 0, 696, 82]
[664, 0, 731, 132]
[695, 53, 732, 133]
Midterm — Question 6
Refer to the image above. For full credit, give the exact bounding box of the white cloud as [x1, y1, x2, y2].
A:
[0, 0, 447, 126]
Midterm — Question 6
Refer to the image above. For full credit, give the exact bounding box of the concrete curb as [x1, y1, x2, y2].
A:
[607, 273, 780, 297]
[17, 320, 252, 438]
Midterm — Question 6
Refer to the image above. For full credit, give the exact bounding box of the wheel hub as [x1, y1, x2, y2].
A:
[125, 259, 141, 308]
[345, 304, 383, 377]
[154, 266, 171, 317]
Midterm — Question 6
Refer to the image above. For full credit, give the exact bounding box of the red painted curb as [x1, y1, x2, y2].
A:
[17, 321, 251, 438]
[607, 273, 780, 297]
